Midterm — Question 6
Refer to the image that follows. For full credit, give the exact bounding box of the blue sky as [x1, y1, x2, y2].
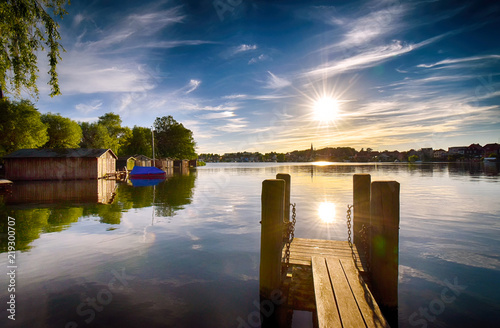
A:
[33, 0, 500, 153]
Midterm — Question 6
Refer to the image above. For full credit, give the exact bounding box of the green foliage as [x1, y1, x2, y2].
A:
[408, 154, 419, 163]
[118, 127, 133, 156]
[97, 113, 123, 153]
[0, 207, 51, 252]
[79, 113, 132, 154]
[154, 115, 196, 160]
[79, 122, 114, 150]
[98, 113, 122, 139]
[120, 126, 153, 156]
[0, 0, 69, 98]
[41, 112, 82, 148]
[96, 112, 135, 155]
[0, 98, 48, 156]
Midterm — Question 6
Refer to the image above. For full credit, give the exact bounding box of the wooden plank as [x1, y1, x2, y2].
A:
[286, 240, 368, 272]
[289, 246, 363, 258]
[340, 259, 390, 328]
[311, 257, 342, 328]
[293, 238, 352, 248]
[288, 255, 366, 272]
[326, 257, 367, 328]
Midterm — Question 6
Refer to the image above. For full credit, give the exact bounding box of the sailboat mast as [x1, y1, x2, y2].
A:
[152, 127, 155, 164]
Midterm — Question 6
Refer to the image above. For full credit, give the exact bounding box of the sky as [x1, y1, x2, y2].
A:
[30, 0, 500, 154]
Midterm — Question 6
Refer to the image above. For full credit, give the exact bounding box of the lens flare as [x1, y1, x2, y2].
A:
[318, 201, 336, 223]
[313, 97, 339, 122]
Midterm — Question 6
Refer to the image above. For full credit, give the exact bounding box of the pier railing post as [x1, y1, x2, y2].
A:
[260, 179, 286, 299]
[353, 174, 371, 247]
[370, 181, 400, 310]
[276, 173, 291, 223]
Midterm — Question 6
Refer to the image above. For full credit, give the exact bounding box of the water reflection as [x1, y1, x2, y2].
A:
[0, 171, 196, 253]
[317, 201, 336, 223]
[5, 179, 117, 205]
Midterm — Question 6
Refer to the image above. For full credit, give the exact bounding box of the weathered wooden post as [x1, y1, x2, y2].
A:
[370, 181, 400, 311]
[353, 174, 371, 246]
[276, 173, 291, 223]
[260, 179, 286, 299]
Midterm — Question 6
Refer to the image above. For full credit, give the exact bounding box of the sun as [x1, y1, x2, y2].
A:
[313, 97, 340, 122]
[318, 202, 336, 223]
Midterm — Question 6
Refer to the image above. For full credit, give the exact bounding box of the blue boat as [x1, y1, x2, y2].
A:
[129, 166, 166, 179]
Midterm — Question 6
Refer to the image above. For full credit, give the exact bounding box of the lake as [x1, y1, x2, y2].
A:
[1, 162, 499, 327]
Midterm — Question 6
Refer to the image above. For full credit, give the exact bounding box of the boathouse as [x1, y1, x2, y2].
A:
[134, 154, 152, 167]
[3, 148, 117, 181]
[117, 156, 136, 171]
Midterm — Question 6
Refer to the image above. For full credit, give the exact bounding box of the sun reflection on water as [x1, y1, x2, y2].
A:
[318, 201, 336, 223]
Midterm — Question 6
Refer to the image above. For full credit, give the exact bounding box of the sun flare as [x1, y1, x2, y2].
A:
[318, 202, 336, 223]
[313, 97, 339, 122]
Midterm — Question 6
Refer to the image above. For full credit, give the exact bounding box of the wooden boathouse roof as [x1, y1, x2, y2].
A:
[4, 148, 118, 159]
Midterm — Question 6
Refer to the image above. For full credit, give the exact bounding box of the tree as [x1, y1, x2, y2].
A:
[79, 122, 114, 150]
[120, 126, 152, 156]
[0, 0, 69, 98]
[0, 98, 48, 156]
[98, 113, 130, 154]
[154, 115, 196, 160]
[408, 154, 419, 163]
[117, 126, 132, 156]
[41, 113, 82, 148]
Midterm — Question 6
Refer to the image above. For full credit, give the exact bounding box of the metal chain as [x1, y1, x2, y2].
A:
[282, 203, 297, 277]
[346, 204, 357, 264]
[346, 204, 353, 247]
[359, 224, 371, 273]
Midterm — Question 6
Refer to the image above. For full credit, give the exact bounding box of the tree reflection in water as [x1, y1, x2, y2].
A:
[0, 170, 196, 252]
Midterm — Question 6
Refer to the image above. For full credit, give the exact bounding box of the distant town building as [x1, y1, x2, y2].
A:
[433, 149, 447, 159]
[464, 144, 484, 158]
[483, 143, 500, 157]
[448, 146, 467, 156]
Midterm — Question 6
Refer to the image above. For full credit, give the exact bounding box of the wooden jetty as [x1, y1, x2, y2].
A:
[259, 173, 399, 327]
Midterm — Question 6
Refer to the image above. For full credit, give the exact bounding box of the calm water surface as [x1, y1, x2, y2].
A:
[1, 162, 499, 327]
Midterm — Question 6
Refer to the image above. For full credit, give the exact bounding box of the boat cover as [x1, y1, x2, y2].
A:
[130, 166, 165, 175]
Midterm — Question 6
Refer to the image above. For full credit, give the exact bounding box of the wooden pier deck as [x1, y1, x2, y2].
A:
[284, 238, 368, 311]
[312, 256, 389, 328]
[260, 174, 399, 328]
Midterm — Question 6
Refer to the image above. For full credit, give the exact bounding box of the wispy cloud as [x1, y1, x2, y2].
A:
[75, 100, 103, 114]
[338, 7, 404, 48]
[233, 44, 257, 54]
[185, 79, 201, 94]
[304, 33, 450, 80]
[214, 117, 248, 132]
[76, 6, 186, 51]
[417, 54, 500, 68]
[265, 71, 292, 89]
[58, 54, 156, 94]
[222, 94, 247, 100]
[248, 54, 269, 64]
[198, 111, 235, 120]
